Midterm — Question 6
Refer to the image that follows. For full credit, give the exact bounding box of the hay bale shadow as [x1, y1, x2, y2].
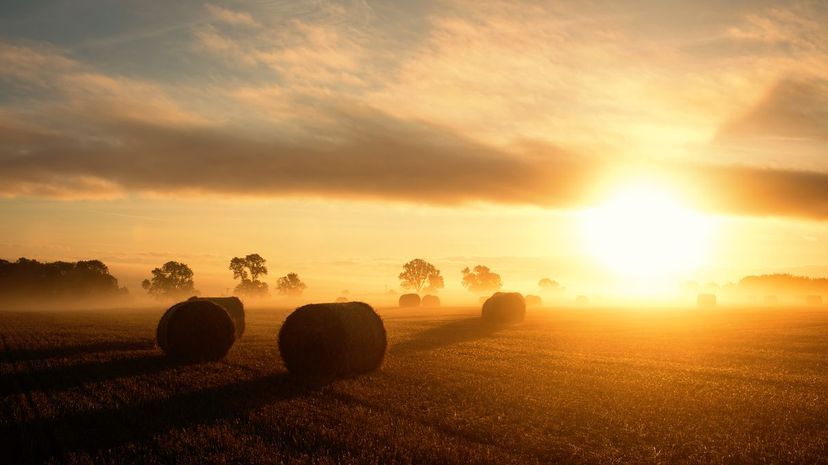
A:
[1, 372, 307, 464]
[0, 354, 190, 396]
[2, 340, 155, 362]
[390, 317, 501, 355]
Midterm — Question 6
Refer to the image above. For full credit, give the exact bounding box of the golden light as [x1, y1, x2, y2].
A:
[580, 182, 714, 287]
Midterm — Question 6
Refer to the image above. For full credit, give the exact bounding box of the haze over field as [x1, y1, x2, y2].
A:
[1, 0, 828, 300]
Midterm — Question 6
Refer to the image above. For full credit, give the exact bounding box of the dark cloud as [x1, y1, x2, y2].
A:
[0, 107, 595, 205]
[3, 104, 828, 220]
[670, 163, 828, 219]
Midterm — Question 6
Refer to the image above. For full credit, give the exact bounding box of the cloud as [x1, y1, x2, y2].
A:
[193, 18, 369, 93]
[3, 99, 828, 220]
[0, 42, 210, 127]
[716, 76, 828, 142]
[2, 4, 828, 221]
[0, 104, 595, 206]
[664, 163, 828, 219]
[205, 4, 259, 28]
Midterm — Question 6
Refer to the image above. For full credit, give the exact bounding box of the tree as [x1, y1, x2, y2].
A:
[398, 258, 445, 294]
[538, 278, 564, 293]
[461, 265, 502, 294]
[142, 261, 196, 298]
[229, 254, 269, 297]
[276, 272, 307, 296]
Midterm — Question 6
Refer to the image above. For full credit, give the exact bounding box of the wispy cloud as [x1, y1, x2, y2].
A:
[205, 4, 260, 28]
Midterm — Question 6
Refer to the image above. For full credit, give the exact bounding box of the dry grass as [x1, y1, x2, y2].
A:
[1, 305, 827, 464]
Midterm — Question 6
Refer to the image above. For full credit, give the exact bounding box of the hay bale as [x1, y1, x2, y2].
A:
[188, 296, 245, 339]
[278, 301, 387, 383]
[335, 296, 348, 303]
[421, 295, 441, 307]
[398, 293, 421, 308]
[806, 295, 823, 305]
[525, 295, 542, 307]
[481, 292, 525, 324]
[157, 300, 236, 361]
[697, 293, 717, 307]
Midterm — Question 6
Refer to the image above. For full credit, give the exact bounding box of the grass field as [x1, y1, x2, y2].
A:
[1, 305, 827, 464]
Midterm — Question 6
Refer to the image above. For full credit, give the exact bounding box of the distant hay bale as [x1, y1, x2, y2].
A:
[697, 293, 717, 307]
[335, 296, 348, 303]
[278, 302, 387, 383]
[575, 295, 589, 305]
[156, 300, 236, 361]
[525, 295, 542, 307]
[398, 293, 421, 308]
[421, 295, 441, 307]
[188, 296, 245, 339]
[806, 295, 823, 306]
[481, 292, 526, 324]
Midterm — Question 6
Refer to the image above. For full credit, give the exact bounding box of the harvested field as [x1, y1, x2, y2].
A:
[1, 306, 827, 464]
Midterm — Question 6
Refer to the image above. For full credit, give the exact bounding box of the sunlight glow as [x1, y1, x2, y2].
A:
[580, 183, 715, 288]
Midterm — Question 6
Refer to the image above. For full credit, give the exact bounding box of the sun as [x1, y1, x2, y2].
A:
[580, 183, 714, 283]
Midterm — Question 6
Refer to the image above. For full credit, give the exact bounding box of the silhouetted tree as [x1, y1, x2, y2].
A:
[399, 259, 444, 294]
[538, 278, 564, 292]
[229, 254, 269, 297]
[461, 265, 502, 295]
[0, 257, 127, 304]
[142, 261, 197, 298]
[276, 272, 307, 296]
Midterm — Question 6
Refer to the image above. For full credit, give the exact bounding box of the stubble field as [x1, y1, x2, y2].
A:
[1, 304, 827, 464]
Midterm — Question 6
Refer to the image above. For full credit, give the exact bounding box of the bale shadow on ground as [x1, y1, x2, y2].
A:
[2, 340, 155, 362]
[1, 372, 306, 464]
[390, 317, 501, 355]
[0, 353, 185, 396]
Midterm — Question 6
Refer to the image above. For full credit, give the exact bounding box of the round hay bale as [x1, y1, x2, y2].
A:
[481, 292, 525, 324]
[398, 293, 421, 308]
[157, 300, 236, 361]
[421, 295, 441, 307]
[278, 302, 387, 383]
[525, 295, 542, 307]
[188, 296, 245, 339]
[335, 296, 348, 303]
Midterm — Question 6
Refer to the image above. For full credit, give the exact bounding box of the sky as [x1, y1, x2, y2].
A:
[1, 0, 827, 302]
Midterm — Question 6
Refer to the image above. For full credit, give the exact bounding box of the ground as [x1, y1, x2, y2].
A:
[1, 305, 827, 464]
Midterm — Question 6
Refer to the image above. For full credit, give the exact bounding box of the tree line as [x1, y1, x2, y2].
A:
[0, 255, 568, 303]
[0, 258, 127, 304]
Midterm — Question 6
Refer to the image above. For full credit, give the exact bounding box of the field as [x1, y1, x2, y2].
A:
[2, 305, 827, 464]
